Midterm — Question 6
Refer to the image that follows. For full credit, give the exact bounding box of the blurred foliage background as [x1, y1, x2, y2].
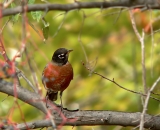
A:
[0, 0, 160, 130]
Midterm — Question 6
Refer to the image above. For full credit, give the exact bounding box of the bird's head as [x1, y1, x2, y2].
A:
[52, 48, 73, 65]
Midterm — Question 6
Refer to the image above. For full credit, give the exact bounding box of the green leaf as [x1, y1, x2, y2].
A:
[28, 0, 35, 4]
[10, 2, 20, 24]
[11, 2, 16, 8]
[42, 17, 50, 40]
[42, 26, 49, 40]
[11, 14, 20, 24]
[31, 11, 42, 22]
[42, 17, 50, 27]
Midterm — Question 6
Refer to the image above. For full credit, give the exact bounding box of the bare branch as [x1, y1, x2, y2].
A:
[78, 11, 88, 63]
[151, 92, 160, 96]
[0, 17, 11, 34]
[16, 68, 37, 93]
[15, 111, 160, 130]
[0, 78, 46, 113]
[140, 77, 160, 130]
[53, 12, 67, 38]
[1, 78, 160, 129]
[141, 30, 146, 94]
[82, 62, 160, 102]
[150, 10, 155, 78]
[0, 78, 57, 128]
[1, 0, 160, 17]
[24, 48, 41, 93]
[129, 10, 147, 95]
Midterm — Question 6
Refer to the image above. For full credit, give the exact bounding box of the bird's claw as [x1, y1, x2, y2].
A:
[63, 107, 79, 112]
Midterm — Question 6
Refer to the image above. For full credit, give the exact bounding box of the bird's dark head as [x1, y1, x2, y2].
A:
[52, 48, 73, 65]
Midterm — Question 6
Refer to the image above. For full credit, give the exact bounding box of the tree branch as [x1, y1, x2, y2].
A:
[16, 111, 160, 130]
[0, 78, 46, 113]
[0, 79, 160, 129]
[1, 0, 160, 17]
[139, 77, 160, 130]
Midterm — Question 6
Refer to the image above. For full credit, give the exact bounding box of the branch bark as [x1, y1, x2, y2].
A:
[1, 0, 160, 17]
[0, 79, 160, 130]
[17, 111, 160, 130]
[16, 112, 160, 130]
[0, 78, 46, 113]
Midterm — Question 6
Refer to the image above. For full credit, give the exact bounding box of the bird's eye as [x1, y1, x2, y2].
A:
[58, 54, 65, 59]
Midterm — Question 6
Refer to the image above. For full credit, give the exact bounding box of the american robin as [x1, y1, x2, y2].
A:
[42, 48, 73, 108]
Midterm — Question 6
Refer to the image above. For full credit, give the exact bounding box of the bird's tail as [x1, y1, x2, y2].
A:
[46, 91, 58, 101]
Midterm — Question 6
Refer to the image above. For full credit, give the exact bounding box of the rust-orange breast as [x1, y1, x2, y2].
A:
[42, 62, 73, 92]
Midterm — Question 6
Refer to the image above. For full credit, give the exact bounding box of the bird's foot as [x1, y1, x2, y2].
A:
[62, 107, 79, 112]
[57, 107, 79, 116]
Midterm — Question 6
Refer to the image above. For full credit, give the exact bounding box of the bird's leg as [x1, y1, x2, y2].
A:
[59, 91, 79, 112]
[45, 91, 49, 108]
[59, 91, 63, 112]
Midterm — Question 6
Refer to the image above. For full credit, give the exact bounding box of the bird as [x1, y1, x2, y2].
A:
[42, 48, 73, 109]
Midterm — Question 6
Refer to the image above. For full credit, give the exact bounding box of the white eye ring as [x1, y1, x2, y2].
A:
[58, 54, 65, 59]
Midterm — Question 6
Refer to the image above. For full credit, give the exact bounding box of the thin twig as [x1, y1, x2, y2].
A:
[24, 48, 41, 92]
[141, 30, 146, 95]
[0, 38, 9, 62]
[0, 17, 11, 34]
[52, 12, 65, 20]
[151, 91, 160, 96]
[146, 16, 160, 36]
[139, 76, 160, 130]
[1, 94, 9, 102]
[16, 67, 37, 93]
[28, 21, 43, 40]
[78, 11, 88, 63]
[129, 10, 147, 96]
[97, 8, 127, 18]
[133, 113, 160, 130]
[129, 10, 148, 130]
[114, 8, 123, 24]
[53, 12, 67, 38]
[82, 62, 160, 102]
[150, 10, 154, 78]
[129, 10, 141, 40]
